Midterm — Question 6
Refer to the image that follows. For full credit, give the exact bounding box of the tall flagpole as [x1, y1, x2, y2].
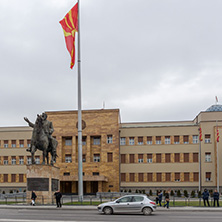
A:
[198, 127, 202, 193]
[216, 123, 219, 192]
[77, 0, 83, 202]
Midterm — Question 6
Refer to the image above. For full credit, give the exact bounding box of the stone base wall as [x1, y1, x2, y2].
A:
[26, 165, 60, 204]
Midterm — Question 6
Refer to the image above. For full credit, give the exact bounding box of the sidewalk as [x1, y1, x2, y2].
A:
[0, 204, 221, 212]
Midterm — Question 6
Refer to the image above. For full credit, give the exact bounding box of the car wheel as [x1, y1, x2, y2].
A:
[103, 207, 113, 215]
[142, 207, 152, 215]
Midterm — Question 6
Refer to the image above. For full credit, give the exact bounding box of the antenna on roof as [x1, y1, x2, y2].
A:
[102, 101, 105, 109]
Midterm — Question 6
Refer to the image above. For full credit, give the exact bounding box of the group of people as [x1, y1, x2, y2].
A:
[155, 189, 220, 208]
[202, 189, 220, 207]
[30, 190, 62, 207]
[156, 190, 170, 208]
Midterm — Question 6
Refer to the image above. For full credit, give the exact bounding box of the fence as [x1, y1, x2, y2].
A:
[0, 193, 221, 206]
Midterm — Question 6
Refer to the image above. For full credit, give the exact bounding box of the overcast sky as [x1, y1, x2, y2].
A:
[0, 0, 222, 126]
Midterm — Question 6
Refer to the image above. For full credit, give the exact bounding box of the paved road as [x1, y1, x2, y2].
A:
[0, 208, 222, 222]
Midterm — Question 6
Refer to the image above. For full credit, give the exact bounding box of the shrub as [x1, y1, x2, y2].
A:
[191, 190, 195, 198]
[129, 189, 131, 193]
[2, 191, 5, 194]
[149, 190, 153, 196]
[177, 190, 181, 197]
[170, 190, 174, 196]
[9, 190, 13, 193]
[184, 190, 188, 198]
[198, 191, 201, 198]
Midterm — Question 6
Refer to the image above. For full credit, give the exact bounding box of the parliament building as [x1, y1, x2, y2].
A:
[0, 105, 222, 194]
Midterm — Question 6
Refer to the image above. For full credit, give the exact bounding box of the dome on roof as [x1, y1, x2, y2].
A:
[206, 104, 222, 112]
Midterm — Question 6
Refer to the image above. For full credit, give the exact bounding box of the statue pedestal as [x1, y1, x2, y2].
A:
[26, 165, 60, 205]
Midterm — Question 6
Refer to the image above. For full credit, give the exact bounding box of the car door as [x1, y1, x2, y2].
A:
[113, 196, 132, 212]
[128, 196, 144, 212]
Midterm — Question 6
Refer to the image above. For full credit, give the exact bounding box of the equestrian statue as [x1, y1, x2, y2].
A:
[24, 113, 58, 165]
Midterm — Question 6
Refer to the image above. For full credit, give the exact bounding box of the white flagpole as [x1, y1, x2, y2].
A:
[77, 0, 83, 202]
[216, 123, 219, 192]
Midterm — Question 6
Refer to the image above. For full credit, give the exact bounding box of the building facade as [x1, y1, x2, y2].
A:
[0, 105, 222, 194]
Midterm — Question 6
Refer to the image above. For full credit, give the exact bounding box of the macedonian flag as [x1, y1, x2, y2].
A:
[59, 3, 78, 69]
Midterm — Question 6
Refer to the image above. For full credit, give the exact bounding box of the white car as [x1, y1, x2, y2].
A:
[98, 194, 156, 215]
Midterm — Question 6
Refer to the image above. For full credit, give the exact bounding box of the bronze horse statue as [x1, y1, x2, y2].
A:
[27, 114, 58, 165]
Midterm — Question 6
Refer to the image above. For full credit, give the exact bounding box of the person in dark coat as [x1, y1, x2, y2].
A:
[213, 189, 220, 207]
[202, 189, 210, 207]
[31, 191, 37, 206]
[54, 190, 62, 208]
[163, 190, 170, 209]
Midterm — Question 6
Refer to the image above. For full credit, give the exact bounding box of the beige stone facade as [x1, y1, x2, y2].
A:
[0, 105, 222, 194]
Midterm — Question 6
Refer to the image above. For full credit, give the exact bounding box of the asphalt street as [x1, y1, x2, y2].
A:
[0, 208, 222, 222]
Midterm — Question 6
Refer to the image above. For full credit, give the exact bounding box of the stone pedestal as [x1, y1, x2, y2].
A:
[26, 165, 60, 204]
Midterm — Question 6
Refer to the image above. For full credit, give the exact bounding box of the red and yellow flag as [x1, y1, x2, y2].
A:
[217, 127, 219, 143]
[59, 3, 78, 69]
[199, 127, 203, 141]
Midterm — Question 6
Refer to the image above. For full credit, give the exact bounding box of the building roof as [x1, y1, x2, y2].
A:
[206, 104, 222, 112]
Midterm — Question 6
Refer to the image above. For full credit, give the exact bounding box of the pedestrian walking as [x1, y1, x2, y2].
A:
[213, 189, 220, 207]
[31, 191, 37, 206]
[158, 191, 163, 206]
[202, 189, 210, 207]
[54, 190, 62, 208]
[164, 190, 170, 209]
[155, 192, 159, 205]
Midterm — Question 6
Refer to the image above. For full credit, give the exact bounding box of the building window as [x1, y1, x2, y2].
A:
[93, 172, 100, 176]
[165, 136, 171, 144]
[129, 173, 135, 182]
[121, 173, 126, 182]
[166, 173, 171, 182]
[174, 153, 180, 162]
[107, 153, 113, 162]
[65, 154, 72, 163]
[27, 156, 32, 165]
[93, 154, 100, 162]
[93, 136, 100, 145]
[107, 135, 113, 144]
[4, 140, 8, 148]
[165, 153, 171, 163]
[82, 154, 86, 162]
[19, 156, 24, 165]
[147, 136, 152, 145]
[183, 136, 189, 144]
[206, 172, 211, 181]
[11, 140, 16, 148]
[192, 135, 198, 144]
[138, 137, 143, 145]
[120, 137, 126, 145]
[193, 172, 199, 182]
[4, 174, 8, 182]
[184, 153, 189, 162]
[129, 137, 135, 145]
[121, 154, 126, 163]
[147, 173, 153, 182]
[184, 172, 190, 182]
[147, 154, 152, 163]
[138, 154, 143, 163]
[3, 157, 8, 165]
[65, 138, 72, 146]
[205, 134, 211, 144]
[11, 156, 16, 165]
[175, 173, 180, 182]
[63, 172, 70, 176]
[174, 136, 180, 144]
[193, 153, 199, 162]
[19, 140, 24, 148]
[156, 136, 161, 144]
[129, 154, 135, 163]
[35, 156, 40, 164]
[205, 152, 211, 162]
[11, 174, 16, 183]
[27, 140, 31, 148]
[138, 173, 144, 182]
[156, 154, 162, 163]
[19, 174, 24, 182]
[157, 173, 162, 182]
[82, 136, 86, 146]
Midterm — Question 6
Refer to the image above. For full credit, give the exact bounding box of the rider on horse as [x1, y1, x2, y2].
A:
[24, 113, 57, 160]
